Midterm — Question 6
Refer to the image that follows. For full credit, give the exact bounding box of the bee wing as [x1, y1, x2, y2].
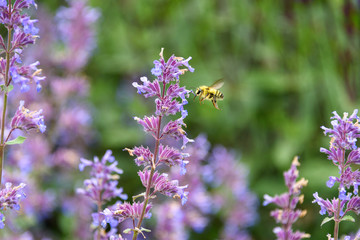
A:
[209, 78, 224, 90]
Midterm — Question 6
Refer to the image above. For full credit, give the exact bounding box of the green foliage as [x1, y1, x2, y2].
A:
[321, 217, 334, 227]
[6, 136, 26, 145]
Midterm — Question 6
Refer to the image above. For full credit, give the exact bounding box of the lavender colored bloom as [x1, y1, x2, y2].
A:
[154, 202, 187, 240]
[56, 0, 100, 72]
[77, 150, 127, 202]
[314, 110, 360, 239]
[124, 146, 153, 167]
[138, 170, 188, 204]
[264, 157, 309, 239]
[132, 77, 160, 98]
[134, 116, 160, 138]
[10, 100, 45, 133]
[321, 110, 360, 150]
[20, 16, 38, 35]
[123, 49, 194, 239]
[103, 202, 152, 224]
[77, 151, 128, 239]
[0, 182, 26, 228]
[0, 182, 26, 211]
[0, 0, 45, 93]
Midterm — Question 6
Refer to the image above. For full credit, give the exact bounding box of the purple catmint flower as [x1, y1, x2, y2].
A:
[20, 16, 38, 35]
[10, 100, 45, 133]
[110, 48, 193, 239]
[77, 150, 127, 202]
[313, 110, 360, 239]
[56, 0, 100, 72]
[0, 0, 45, 92]
[264, 157, 310, 240]
[0, 182, 26, 228]
[77, 150, 127, 239]
[138, 170, 188, 204]
[103, 202, 152, 225]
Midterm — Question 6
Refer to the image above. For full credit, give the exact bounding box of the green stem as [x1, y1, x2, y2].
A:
[334, 150, 346, 240]
[97, 198, 102, 240]
[0, 19, 12, 186]
[132, 116, 162, 240]
[333, 198, 340, 240]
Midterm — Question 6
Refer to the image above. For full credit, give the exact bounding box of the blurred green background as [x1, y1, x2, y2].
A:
[41, 0, 360, 239]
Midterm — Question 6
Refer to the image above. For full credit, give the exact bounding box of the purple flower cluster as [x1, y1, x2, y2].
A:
[154, 134, 258, 240]
[313, 110, 360, 239]
[103, 48, 194, 239]
[3, 0, 98, 238]
[56, 0, 100, 72]
[77, 150, 127, 239]
[10, 100, 45, 133]
[0, 182, 26, 229]
[263, 157, 309, 240]
[0, 0, 46, 231]
[0, 0, 45, 92]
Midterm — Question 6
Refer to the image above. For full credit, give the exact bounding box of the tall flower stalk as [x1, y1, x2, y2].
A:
[77, 150, 127, 240]
[102, 48, 194, 240]
[263, 156, 309, 240]
[0, 0, 45, 229]
[313, 110, 360, 240]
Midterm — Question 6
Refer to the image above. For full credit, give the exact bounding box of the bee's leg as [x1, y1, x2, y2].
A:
[212, 98, 220, 110]
[193, 94, 198, 101]
[201, 93, 209, 103]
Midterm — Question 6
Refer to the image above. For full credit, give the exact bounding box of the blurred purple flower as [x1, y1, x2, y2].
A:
[0, 182, 26, 228]
[154, 134, 257, 240]
[56, 0, 100, 72]
[77, 150, 127, 203]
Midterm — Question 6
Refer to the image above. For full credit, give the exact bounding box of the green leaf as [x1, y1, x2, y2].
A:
[6, 136, 26, 145]
[321, 217, 334, 227]
[132, 192, 145, 201]
[123, 228, 133, 234]
[0, 84, 13, 93]
[140, 227, 151, 232]
[341, 215, 355, 223]
[7, 84, 13, 92]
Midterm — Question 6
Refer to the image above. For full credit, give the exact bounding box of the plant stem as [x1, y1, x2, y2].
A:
[0, 17, 12, 186]
[334, 198, 341, 240]
[132, 115, 162, 240]
[97, 198, 102, 240]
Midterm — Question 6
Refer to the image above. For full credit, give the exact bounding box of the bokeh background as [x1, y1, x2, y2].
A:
[3, 0, 360, 239]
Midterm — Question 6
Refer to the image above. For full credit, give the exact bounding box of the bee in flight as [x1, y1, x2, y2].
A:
[194, 79, 224, 110]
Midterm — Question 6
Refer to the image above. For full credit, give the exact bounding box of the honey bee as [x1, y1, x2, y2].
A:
[194, 79, 224, 110]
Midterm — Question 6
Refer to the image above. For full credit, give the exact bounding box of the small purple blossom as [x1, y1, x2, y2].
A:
[0, 182, 26, 228]
[10, 100, 45, 133]
[103, 202, 152, 224]
[0, 182, 26, 211]
[20, 16, 38, 35]
[138, 170, 188, 204]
